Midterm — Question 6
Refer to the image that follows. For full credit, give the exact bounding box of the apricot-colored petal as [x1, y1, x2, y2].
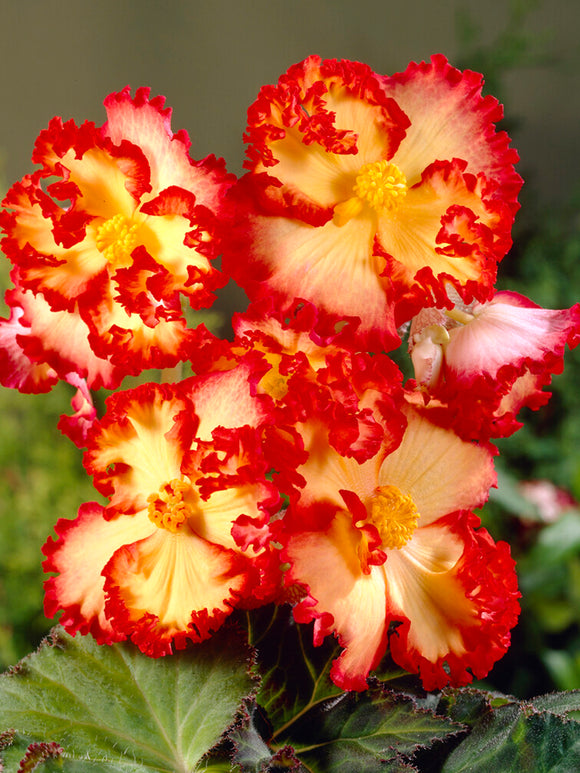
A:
[42, 502, 154, 644]
[103, 529, 251, 656]
[378, 408, 496, 525]
[284, 511, 388, 691]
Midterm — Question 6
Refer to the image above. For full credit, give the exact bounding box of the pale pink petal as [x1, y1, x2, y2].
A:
[445, 291, 580, 380]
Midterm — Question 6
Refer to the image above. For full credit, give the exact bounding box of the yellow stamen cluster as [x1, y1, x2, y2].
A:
[353, 160, 407, 212]
[95, 213, 139, 268]
[258, 353, 289, 400]
[333, 160, 407, 226]
[147, 478, 196, 534]
[367, 484, 419, 550]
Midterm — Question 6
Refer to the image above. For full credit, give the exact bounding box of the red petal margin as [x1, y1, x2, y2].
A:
[242, 55, 410, 223]
[0, 298, 58, 393]
[246, 55, 408, 166]
[102, 533, 256, 657]
[102, 86, 235, 214]
[382, 54, 522, 213]
[388, 513, 520, 691]
[42, 502, 132, 645]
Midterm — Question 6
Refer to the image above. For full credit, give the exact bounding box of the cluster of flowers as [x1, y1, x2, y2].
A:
[1, 55, 579, 692]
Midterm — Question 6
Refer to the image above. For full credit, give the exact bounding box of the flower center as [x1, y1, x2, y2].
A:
[257, 352, 289, 400]
[95, 213, 139, 268]
[367, 484, 419, 550]
[333, 160, 407, 226]
[147, 478, 197, 534]
[354, 161, 407, 212]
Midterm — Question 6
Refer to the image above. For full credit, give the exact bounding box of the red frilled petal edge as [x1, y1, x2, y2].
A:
[83, 301, 224, 375]
[102, 528, 259, 657]
[376, 159, 515, 326]
[388, 514, 520, 691]
[6, 283, 124, 391]
[57, 373, 98, 449]
[230, 297, 405, 462]
[382, 54, 522, 212]
[102, 86, 235, 213]
[0, 301, 57, 393]
[244, 55, 408, 169]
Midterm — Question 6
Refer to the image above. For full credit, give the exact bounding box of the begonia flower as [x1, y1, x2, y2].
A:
[408, 290, 580, 439]
[280, 408, 519, 691]
[229, 298, 406, 463]
[43, 369, 282, 656]
[224, 55, 521, 349]
[0, 87, 234, 374]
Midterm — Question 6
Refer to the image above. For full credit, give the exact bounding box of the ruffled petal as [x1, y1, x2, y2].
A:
[445, 292, 580, 380]
[103, 528, 252, 656]
[284, 510, 389, 691]
[8, 282, 122, 390]
[224, 205, 400, 350]
[0, 298, 57, 393]
[244, 56, 408, 215]
[383, 54, 522, 208]
[42, 502, 154, 643]
[377, 407, 496, 525]
[102, 86, 233, 211]
[376, 159, 510, 321]
[387, 515, 520, 690]
[85, 382, 193, 515]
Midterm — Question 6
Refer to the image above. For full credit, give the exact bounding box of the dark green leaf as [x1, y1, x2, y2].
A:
[275, 687, 462, 773]
[531, 691, 580, 719]
[0, 626, 256, 772]
[442, 703, 580, 772]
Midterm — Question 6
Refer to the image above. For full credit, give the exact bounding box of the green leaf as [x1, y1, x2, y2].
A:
[233, 686, 463, 773]
[235, 607, 463, 772]
[438, 687, 496, 727]
[284, 687, 462, 773]
[442, 702, 580, 772]
[0, 625, 256, 772]
[247, 604, 344, 733]
[531, 690, 580, 719]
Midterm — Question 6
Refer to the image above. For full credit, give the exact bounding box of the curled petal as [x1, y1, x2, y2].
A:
[103, 529, 253, 656]
[42, 503, 153, 644]
[387, 516, 520, 690]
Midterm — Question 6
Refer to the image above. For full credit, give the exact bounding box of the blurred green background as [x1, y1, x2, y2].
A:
[1, 0, 580, 698]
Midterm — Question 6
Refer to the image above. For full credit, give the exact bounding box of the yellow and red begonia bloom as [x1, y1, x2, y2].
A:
[408, 291, 580, 439]
[43, 373, 280, 656]
[231, 298, 406, 463]
[224, 55, 521, 349]
[280, 408, 519, 691]
[0, 87, 234, 374]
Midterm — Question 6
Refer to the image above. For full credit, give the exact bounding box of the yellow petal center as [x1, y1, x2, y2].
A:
[95, 213, 140, 268]
[257, 352, 289, 400]
[333, 160, 407, 226]
[367, 484, 419, 550]
[354, 160, 407, 211]
[147, 478, 198, 534]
